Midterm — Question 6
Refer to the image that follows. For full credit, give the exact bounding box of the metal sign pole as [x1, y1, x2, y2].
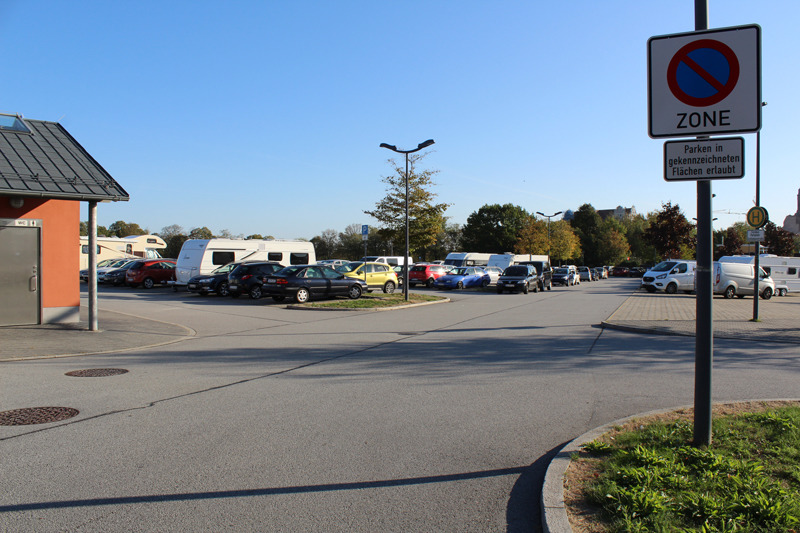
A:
[753, 129, 762, 321]
[693, 0, 713, 447]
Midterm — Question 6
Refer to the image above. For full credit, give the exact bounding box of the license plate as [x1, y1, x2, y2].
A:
[188, 284, 197, 289]
[267, 279, 276, 284]
[230, 284, 238, 290]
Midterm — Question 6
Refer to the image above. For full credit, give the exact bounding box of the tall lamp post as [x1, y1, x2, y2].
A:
[536, 211, 562, 260]
[379, 139, 435, 301]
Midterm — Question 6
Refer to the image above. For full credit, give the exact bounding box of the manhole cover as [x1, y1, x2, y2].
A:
[65, 368, 129, 377]
[0, 407, 79, 426]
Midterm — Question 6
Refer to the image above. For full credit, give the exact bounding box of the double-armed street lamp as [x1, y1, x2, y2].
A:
[536, 211, 562, 259]
[379, 139, 435, 301]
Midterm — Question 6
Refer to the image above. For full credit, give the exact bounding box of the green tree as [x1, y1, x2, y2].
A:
[549, 220, 581, 264]
[763, 221, 797, 256]
[596, 218, 631, 265]
[569, 204, 602, 264]
[417, 220, 462, 261]
[364, 152, 450, 259]
[514, 216, 548, 256]
[108, 220, 146, 237]
[79, 221, 111, 237]
[716, 226, 744, 258]
[245, 234, 264, 240]
[164, 234, 188, 259]
[621, 214, 658, 265]
[310, 229, 339, 259]
[460, 203, 529, 253]
[189, 226, 214, 240]
[338, 223, 365, 260]
[643, 202, 695, 260]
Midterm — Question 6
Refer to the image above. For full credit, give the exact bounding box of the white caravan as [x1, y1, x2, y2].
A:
[443, 252, 493, 267]
[487, 253, 549, 271]
[360, 255, 414, 267]
[720, 255, 800, 295]
[172, 239, 315, 289]
[79, 235, 166, 269]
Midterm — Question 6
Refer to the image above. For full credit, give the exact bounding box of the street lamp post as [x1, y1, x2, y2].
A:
[379, 139, 435, 301]
[536, 211, 562, 260]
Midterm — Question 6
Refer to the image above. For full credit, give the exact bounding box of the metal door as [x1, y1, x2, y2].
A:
[0, 225, 40, 325]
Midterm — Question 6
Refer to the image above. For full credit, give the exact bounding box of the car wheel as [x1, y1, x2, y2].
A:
[547, 280, 552, 290]
[456, 281, 463, 289]
[295, 287, 310, 303]
[778, 288, 787, 296]
[383, 281, 396, 294]
[724, 286, 736, 299]
[665, 283, 678, 294]
[143, 277, 155, 289]
[272, 295, 285, 302]
[217, 282, 230, 297]
[426, 278, 434, 288]
[348, 284, 363, 299]
[249, 285, 263, 299]
[481, 278, 489, 288]
[522, 283, 529, 294]
[761, 287, 773, 300]
[533, 282, 539, 293]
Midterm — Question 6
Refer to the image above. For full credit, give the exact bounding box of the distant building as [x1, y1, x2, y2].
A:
[596, 205, 637, 221]
[562, 209, 574, 221]
[782, 189, 800, 234]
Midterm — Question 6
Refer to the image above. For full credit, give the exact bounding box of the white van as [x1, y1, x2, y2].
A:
[360, 255, 413, 267]
[443, 252, 493, 267]
[713, 261, 774, 299]
[720, 255, 800, 295]
[172, 239, 315, 289]
[641, 259, 697, 294]
[487, 253, 549, 271]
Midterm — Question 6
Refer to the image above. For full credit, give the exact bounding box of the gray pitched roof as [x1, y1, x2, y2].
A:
[0, 118, 129, 202]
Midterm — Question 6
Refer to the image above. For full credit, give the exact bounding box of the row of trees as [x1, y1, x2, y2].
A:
[81, 154, 799, 264]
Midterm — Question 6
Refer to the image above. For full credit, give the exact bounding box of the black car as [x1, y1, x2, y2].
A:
[496, 264, 539, 294]
[104, 261, 138, 286]
[187, 262, 240, 297]
[551, 267, 574, 287]
[517, 260, 553, 291]
[228, 261, 284, 299]
[261, 265, 368, 303]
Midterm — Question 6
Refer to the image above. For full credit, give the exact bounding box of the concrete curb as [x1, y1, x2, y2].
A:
[285, 297, 450, 311]
[540, 399, 800, 532]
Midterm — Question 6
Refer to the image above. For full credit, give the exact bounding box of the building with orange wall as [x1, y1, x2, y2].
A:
[0, 115, 128, 326]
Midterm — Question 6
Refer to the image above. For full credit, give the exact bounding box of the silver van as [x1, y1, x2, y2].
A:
[714, 261, 774, 299]
[641, 260, 696, 294]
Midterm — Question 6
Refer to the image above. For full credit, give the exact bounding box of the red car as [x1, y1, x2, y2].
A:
[126, 259, 176, 288]
[611, 266, 629, 277]
[408, 263, 453, 288]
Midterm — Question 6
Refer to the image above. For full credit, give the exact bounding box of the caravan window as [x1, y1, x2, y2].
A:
[81, 245, 101, 254]
[290, 253, 309, 265]
[212, 251, 235, 265]
[268, 252, 283, 262]
[789, 268, 798, 276]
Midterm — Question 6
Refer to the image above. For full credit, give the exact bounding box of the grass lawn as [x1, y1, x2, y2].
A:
[299, 292, 446, 309]
[567, 402, 800, 532]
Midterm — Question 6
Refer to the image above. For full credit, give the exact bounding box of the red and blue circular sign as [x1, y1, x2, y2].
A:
[667, 39, 740, 107]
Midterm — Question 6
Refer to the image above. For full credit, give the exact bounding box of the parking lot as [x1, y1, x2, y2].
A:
[3, 278, 800, 532]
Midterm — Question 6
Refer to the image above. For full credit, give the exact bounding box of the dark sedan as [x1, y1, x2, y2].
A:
[261, 265, 368, 303]
[187, 262, 240, 297]
[104, 261, 138, 286]
[496, 264, 539, 294]
[552, 267, 574, 287]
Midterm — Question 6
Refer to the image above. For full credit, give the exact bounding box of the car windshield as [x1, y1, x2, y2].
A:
[336, 262, 362, 273]
[651, 261, 678, 272]
[278, 266, 305, 277]
[504, 266, 528, 276]
[452, 268, 468, 276]
[554, 268, 569, 274]
[212, 263, 236, 274]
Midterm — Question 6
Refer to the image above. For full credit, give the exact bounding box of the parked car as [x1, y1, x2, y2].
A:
[641, 260, 696, 294]
[712, 261, 774, 299]
[103, 260, 138, 286]
[517, 260, 553, 291]
[567, 265, 580, 285]
[628, 267, 646, 277]
[408, 263, 452, 288]
[483, 266, 503, 285]
[80, 258, 121, 282]
[337, 262, 398, 293]
[611, 266, 629, 277]
[393, 265, 406, 287]
[261, 265, 367, 303]
[228, 261, 284, 299]
[433, 266, 491, 290]
[496, 265, 539, 294]
[592, 267, 605, 280]
[187, 261, 241, 297]
[125, 259, 176, 288]
[577, 266, 593, 282]
[317, 259, 349, 268]
[552, 267, 575, 287]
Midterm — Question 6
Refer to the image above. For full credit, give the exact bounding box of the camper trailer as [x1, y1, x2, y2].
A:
[171, 239, 315, 289]
[487, 253, 549, 271]
[443, 252, 493, 267]
[79, 235, 166, 269]
[720, 255, 800, 295]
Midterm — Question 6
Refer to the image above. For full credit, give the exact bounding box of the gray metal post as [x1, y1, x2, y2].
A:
[693, 0, 713, 447]
[88, 201, 99, 331]
[753, 128, 761, 321]
[404, 152, 410, 301]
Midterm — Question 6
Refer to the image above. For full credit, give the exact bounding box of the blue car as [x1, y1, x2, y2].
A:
[433, 266, 491, 290]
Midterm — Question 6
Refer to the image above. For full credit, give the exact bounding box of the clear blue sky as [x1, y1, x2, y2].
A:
[2, 1, 798, 240]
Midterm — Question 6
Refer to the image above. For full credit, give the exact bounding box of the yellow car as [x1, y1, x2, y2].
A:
[336, 262, 398, 293]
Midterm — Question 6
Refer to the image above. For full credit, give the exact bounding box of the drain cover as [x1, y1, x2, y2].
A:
[0, 407, 79, 426]
[65, 368, 129, 377]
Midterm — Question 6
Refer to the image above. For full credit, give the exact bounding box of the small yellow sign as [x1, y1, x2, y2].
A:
[746, 206, 769, 229]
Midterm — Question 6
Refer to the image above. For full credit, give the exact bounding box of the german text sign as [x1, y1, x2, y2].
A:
[648, 25, 761, 138]
[664, 137, 744, 181]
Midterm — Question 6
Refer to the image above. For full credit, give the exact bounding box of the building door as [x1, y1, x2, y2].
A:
[0, 225, 40, 325]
